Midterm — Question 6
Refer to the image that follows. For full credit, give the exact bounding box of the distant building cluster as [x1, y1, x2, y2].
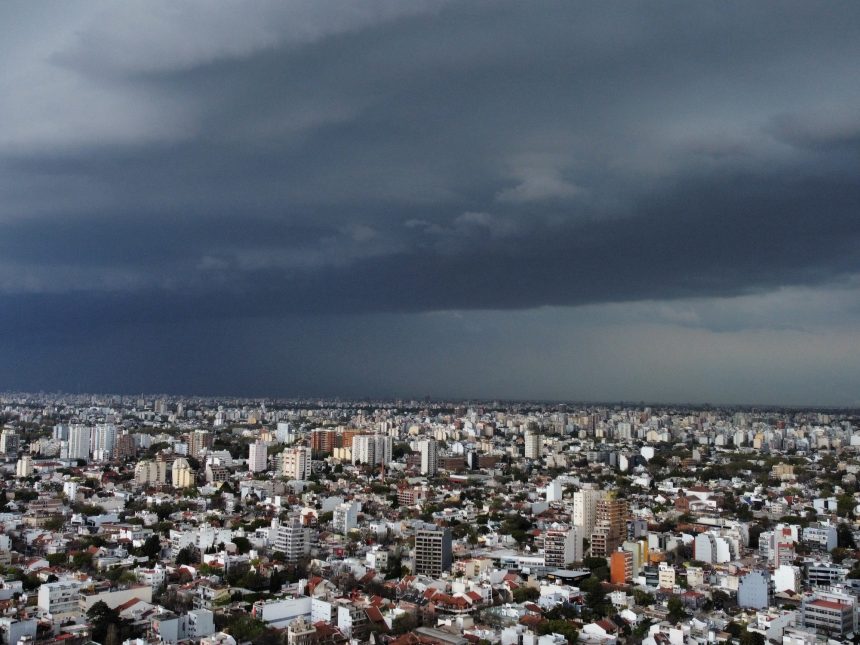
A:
[0, 393, 857, 645]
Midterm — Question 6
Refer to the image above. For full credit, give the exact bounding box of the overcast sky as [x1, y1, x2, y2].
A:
[2, 1, 860, 405]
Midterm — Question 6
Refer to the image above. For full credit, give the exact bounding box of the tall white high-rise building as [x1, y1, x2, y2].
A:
[352, 435, 373, 466]
[333, 501, 361, 535]
[53, 424, 70, 442]
[91, 424, 117, 461]
[282, 447, 312, 480]
[0, 428, 19, 456]
[351, 434, 393, 467]
[172, 457, 196, 488]
[419, 439, 437, 476]
[524, 431, 542, 460]
[274, 517, 309, 562]
[572, 487, 606, 536]
[135, 460, 169, 486]
[546, 478, 563, 502]
[68, 425, 91, 462]
[248, 440, 268, 473]
[275, 422, 294, 444]
[15, 455, 33, 478]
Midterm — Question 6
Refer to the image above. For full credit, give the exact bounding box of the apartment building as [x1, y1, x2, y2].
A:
[274, 517, 310, 562]
[610, 550, 633, 584]
[540, 524, 582, 569]
[248, 440, 268, 473]
[282, 447, 312, 481]
[590, 499, 628, 557]
[800, 593, 855, 638]
[414, 525, 452, 577]
[151, 608, 215, 644]
[38, 580, 86, 617]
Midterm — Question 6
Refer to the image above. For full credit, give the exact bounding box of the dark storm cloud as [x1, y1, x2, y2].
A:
[1, 0, 860, 400]
[2, 153, 858, 332]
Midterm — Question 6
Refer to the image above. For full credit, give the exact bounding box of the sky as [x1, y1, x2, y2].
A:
[1, 1, 860, 406]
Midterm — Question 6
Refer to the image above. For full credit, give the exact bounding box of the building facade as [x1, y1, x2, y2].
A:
[282, 447, 312, 480]
[248, 440, 268, 473]
[414, 525, 452, 577]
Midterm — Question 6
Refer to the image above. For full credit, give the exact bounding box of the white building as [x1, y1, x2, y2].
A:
[545, 479, 563, 503]
[0, 429, 18, 456]
[686, 566, 704, 588]
[15, 455, 33, 478]
[91, 424, 117, 461]
[0, 617, 37, 645]
[38, 580, 86, 617]
[806, 562, 849, 587]
[170, 526, 233, 557]
[694, 532, 734, 564]
[248, 440, 268, 473]
[171, 458, 195, 488]
[524, 431, 542, 460]
[282, 447, 312, 481]
[274, 517, 309, 562]
[135, 460, 169, 486]
[68, 425, 91, 462]
[53, 424, 70, 441]
[275, 423, 295, 444]
[79, 585, 153, 613]
[802, 524, 837, 553]
[658, 563, 676, 589]
[738, 570, 770, 609]
[333, 501, 361, 535]
[135, 564, 167, 589]
[800, 590, 856, 638]
[152, 608, 215, 643]
[419, 439, 437, 476]
[251, 596, 312, 628]
[572, 487, 606, 536]
[62, 481, 79, 501]
[774, 564, 801, 593]
[351, 435, 393, 468]
[540, 523, 582, 568]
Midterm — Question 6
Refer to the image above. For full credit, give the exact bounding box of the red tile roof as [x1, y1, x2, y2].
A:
[810, 599, 846, 610]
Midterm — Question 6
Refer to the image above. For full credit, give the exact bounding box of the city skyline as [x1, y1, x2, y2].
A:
[2, 2, 860, 404]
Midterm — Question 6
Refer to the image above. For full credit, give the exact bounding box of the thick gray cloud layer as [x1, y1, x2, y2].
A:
[1, 1, 859, 403]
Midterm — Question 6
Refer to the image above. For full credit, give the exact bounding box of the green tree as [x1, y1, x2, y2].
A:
[837, 522, 856, 549]
[633, 619, 653, 639]
[633, 590, 655, 606]
[739, 630, 766, 645]
[392, 613, 419, 635]
[46, 553, 67, 567]
[583, 556, 609, 581]
[537, 619, 578, 644]
[513, 586, 540, 603]
[225, 615, 266, 642]
[141, 534, 162, 560]
[725, 622, 743, 638]
[72, 552, 93, 571]
[667, 596, 687, 623]
[175, 545, 198, 566]
[837, 495, 855, 518]
[232, 536, 252, 554]
[155, 503, 177, 521]
[44, 516, 65, 531]
[269, 568, 285, 593]
[87, 601, 120, 644]
[580, 576, 610, 617]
